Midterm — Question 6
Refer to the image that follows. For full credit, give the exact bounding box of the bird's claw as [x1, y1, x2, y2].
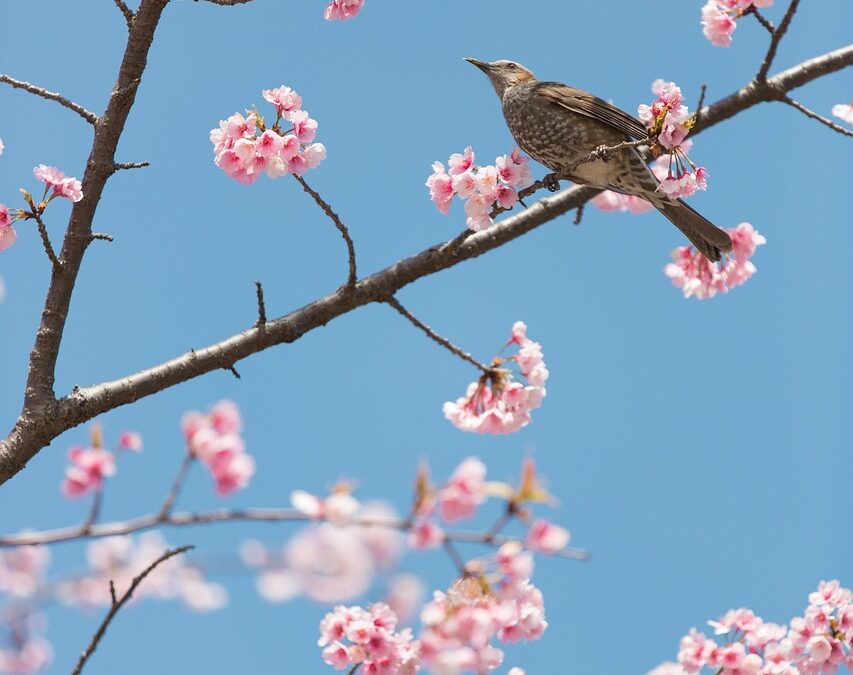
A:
[543, 173, 560, 192]
[593, 144, 610, 162]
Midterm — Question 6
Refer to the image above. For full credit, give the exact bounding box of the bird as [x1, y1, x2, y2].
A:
[464, 58, 733, 261]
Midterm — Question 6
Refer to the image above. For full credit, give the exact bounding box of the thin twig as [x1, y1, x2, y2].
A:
[291, 174, 358, 290]
[255, 281, 267, 326]
[112, 0, 134, 27]
[573, 204, 585, 226]
[346, 665, 361, 675]
[0, 508, 589, 560]
[91, 233, 114, 242]
[780, 96, 853, 137]
[747, 6, 775, 34]
[693, 84, 708, 128]
[114, 161, 149, 171]
[157, 452, 195, 519]
[756, 0, 801, 82]
[0, 75, 98, 125]
[442, 538, 469, 576]
[32, 211, 61, 269]
[82, 490, 103, 532]
[385, 296, 492, 373]
[193, 0, 254, 4]
[71, 546, 193, 675]
[225, 364, 241, 379]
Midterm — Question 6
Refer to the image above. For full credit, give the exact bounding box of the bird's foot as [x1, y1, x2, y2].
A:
[592, 144, 611, 162]
[543, 173, 560, 192]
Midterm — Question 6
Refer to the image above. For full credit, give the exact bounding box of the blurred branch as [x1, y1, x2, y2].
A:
[0, 507, 588, 560]
[0, 74, 99, 125]
[70, 546, 193, 675]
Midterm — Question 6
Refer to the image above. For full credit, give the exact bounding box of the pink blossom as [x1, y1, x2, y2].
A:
[701, 1, 737, 47]
[324, 0, 364, 20]
[385, 574, 426, 624]
[212, 88, 324, 183]
[0, 635, 53, 675]
[832, 102, 853, 125]
[181, 400, 254, 496]
[0, 204, 16, 252]
[444, 323, 548, 434]
[525, 520, 571, 554]
[61, 446, 116, 497]
[448, 146, 475, 176]
[117, 431, 143, 452]
[407, 520, 445, 550]
[33, 164, 83, 202]
[438, 457, 486, 522]
[262, 86, 302, 117]
[0, 547, 50, 599]
[590, 190, 654, 214]
[0, 137, 4, 155]
[426, 163, 454, 214]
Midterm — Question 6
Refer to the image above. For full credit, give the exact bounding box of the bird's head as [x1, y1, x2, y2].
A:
[464, 58, 536, 97]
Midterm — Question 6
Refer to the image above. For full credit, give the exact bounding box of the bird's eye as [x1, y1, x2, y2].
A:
[507, 63, 517, 69]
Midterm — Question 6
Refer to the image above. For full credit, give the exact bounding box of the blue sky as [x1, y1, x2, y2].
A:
[1, 1, 851, 673]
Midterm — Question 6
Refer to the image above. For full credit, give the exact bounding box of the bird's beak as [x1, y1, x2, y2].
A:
[464, 57, 491, 74]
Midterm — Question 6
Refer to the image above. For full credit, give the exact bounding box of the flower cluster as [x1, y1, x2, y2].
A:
[832, 102, 853, 126]
[60, 425, 141, 498]
[319, 603, 420, 673]
[324, 0, 364, 20]
[241, 502, 402, 604]
[649, 580, 853, 675]
[701, 0, 773, 48]
[0, 204, 13, 253]
[664, 222, 765, 299]
[182, 400, 255, 496]
[427, 147, 534, 231]
[57, 532, 226, 612]
[33, 165, 83, 203]
[443, 322, 548, 434]
[211, 86, 326, 184]
[638, 81, 708, 199]
[419, 545, 547, 673]
[0, 614, 52, 675]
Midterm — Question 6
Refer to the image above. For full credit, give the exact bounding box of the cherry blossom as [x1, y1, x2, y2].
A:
[0, 204, 16, 252]
[438, 457, 487, 522]
[427, 147, 534, 231]
[831, 102, 853, 125]
[32, 165, 83, 203]
[443, 322, 548, 434]
[182, 400, 255, 496]
[651, 579, 852, 675]
[117, 431, 143, 452]
[61, 446, 116, 498]
[385, 574, 426, 624]
[291, 486, 361, 526]
[318, 603, 419, 672]
[0, 547, 49, 599]
[700, 1, 773, 48]
[211, 87, 326, 184]
[324, 0, 364, 21]
[664, 222, 766, 299]
[0, 137, 4, 155]
[525, 520, 571, 555]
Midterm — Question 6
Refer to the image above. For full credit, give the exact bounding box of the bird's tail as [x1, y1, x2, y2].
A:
[655, 199, 733, 262]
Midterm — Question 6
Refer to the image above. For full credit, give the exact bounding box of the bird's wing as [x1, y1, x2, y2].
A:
[534, 82, 648, 140]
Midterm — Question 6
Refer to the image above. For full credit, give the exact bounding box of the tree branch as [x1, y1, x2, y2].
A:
[0, 508, 588, 560]
[32, 211, 61, 270]
[292, 174, 358, 290]
[70, 545, 193, 675]
[1, 44, 851, 486]
[780, 95, 853, 137]
[756, 0, 801, 82]
[255, 281, 267, 326]
[112, 0, 135, 28]
[0, 75, 99, 125]
[114, 161, 150, 170]
[385, 296, 492, 373]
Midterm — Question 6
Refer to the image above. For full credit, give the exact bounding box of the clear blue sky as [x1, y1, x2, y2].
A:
[1, 1, 851, 673]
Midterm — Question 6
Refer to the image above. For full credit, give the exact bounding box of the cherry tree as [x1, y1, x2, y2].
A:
[0, 1, 851, 673]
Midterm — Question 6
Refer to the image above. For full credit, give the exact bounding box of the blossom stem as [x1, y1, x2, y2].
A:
[385, 296, 493, 373]
[32, 211, 61, 270]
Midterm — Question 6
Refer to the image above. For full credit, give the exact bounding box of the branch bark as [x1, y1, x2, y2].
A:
[1, 42, 851, 486]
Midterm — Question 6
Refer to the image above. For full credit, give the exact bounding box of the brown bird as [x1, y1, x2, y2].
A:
[465, 58, 733, 261]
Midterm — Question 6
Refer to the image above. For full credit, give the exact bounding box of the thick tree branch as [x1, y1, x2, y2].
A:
[0, 75, 99, 125]
[17, 0, 169, 413]
[1, 44, 851, 486]
[70, 546, 193, 675]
